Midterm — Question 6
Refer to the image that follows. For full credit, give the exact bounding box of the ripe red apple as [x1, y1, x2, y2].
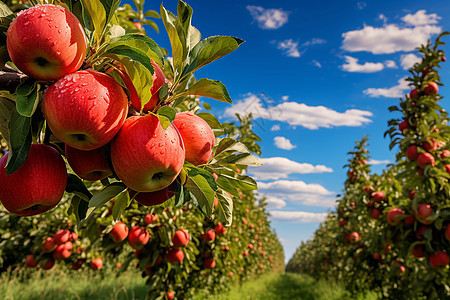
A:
[404, 215, 415, 225]
[429, 251, 449, 268]
[387, 208, 404, 226]
[248, 243, 254, 250]
[373, 252, 381, 261]
[415, 204, 433, 224]
[424, 82, 439, 95]
[339, 219, 347, 227]
[422, 138, 437, 151]
[42, 237, 57, 253]
[410, 88, 419, 99]
[411, 245, 425, 258]
[363, 186, 372, 193]
[70, 232, 78, 241]
[406, 145, 418, 160]
[6, 5, 87, 81]
[110, 222, 129, 243]
[166, 248, 184, 263]
[72, 259, 83, 270]
[41, 258, 54, 270]
[26, 255, 37, 268]
[65, 145, 112, 181]
[130, 60, 166, 112]
[53, 241, 72, 260]
[167, 291, 175, 300]
[214, 223, 226, 235]
[172, 229, 190, 247]
[90, 258, 103, 270]
[372, 191, 385, 202]
[0, 144, 67, 216]
[54, 229, 71, 245]
[409, 190, 416, 200]
[445, 224, 450, 241]
[144, 214, 158, 225]
[417, 153, 435, 168]
[128, 183, 176, 206]
[370, 208, 381, 219]
[203, 258, 216, 269]
[415, 225, 431, 239]
[172, 112, 215, 166]
[202, 230, 216, 242]
[440, 150, 450, 159]
[128, 226, 150, 249]
[399, 120, 411, 134]
[348, 232, 360, 243]
[42, 70, 129, 150]
[110, 114, 185, 192]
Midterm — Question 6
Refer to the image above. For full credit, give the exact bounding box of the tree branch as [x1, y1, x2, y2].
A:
[0, 66, 28, 93]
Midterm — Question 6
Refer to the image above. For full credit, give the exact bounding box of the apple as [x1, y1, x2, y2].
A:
[128, 226, 150, 249]
[54, 229, 71, 245]
[370, 208, 381, 219]
[348, 232, 360, 243]
[172, 229, 190, 247]
[422, 138, 437, 151]
[417, 153, 435, 168]
[373, 252, 381, 261]
[382, 245, 391, 254]
[410, 88, 419, 99]
[387, 208, 404, 226]
[440, 150, 450, 159]
[406, 145, 418, 160]
[167, 291, 175, 300]
[144, 214, 158, 225]
[90, 258, 103, 270]
[409, 190, 416, 200]
[242, 250, 249, 257]
[363, 186, 372, 193]
[0, 144, 67, 216]
[172, 112, 215, 166]
[203, 258, 216, 269]
[424, 82, 439, 95]
[70, 232, 78, 241]
[128, 183, 176, 206]
[339, 219, 347, 227]
[110, 222, 129, 243]
[42, 70, 129, 151]
[214, 223, 226, 235]
[41, 258, 54, 270]
[110, 114, 185, 192]
[166, 248, 184, 263]
[372, 191, 385, 202]
[53, 241, 72, 260]
[248, 243, 254, 250]
[415, 225, 431, 239]
[411, 245, 425, 258]
[202, 230, 215, 242]
[415, 204, 433, 224]
[6, 5, 87, 81]
[42, 237, 57, 252]
[129, 60, 166, 113]
[398, 120, 411, 134]
[65, 145, 112, 181]
[429, 251, 449, 268]
[404, 215, 415, 225]
[26, 255, 37, 268]
[72, 260, 83, 270]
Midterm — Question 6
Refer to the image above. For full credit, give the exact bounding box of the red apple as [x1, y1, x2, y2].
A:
[72, 260, 83, 270]
[410, 88, 419, 99]
[424, 82, 439, 95]
[54, 229, 71, 245]
[422, 138, 437, 151]
[363, 186, 372, 193]
[42, 237, 57, 252]
[6, 5, 87, 81]
[130, 60, 166, 113]
[172, 112, 215, 166]
[166, 248, 184, 263]
[172, 229, 190, 247]
[41, 258, 54, 270]
[128, 226, 150, 249]
[440, 150, 450, 159]
[203, 257, 216, 269]
[416, 204, 433, 225]
[26, 255, 37, 268]
[370, 208, 381, 219]
[70, 232, 78, 241]
[110, 221, 129, 243]
[65, 145, 112, 181]
[0, 144, 67, 216]
[373, 252, 381, 261]
[417, 153, 435, 168]
[372, 191, 385, 202]
[110, 114, 185, 192]
[129, 183, 175, 206]
[202, 230, 215, 242]
[404, 215, 415, 225]
[409, 190, 416, 200]
[339, 219, 347, 227]
[411, 245, 425, 258]
[415, 225, 431, 239]
[429, 251, 449, 268]
[445, 224, 450, 241]
[144, 214, 158, 225]
[90, 257, 103, 270]
[42, 70, 129, 150]
[348, 232, 360, 243]
[167, 291, 175, 300]
[387, 208, 404, 226]
[53, 241, 72, 260]
[399, 120, 411, 134]
[214, 223, 226, 235]
[406, 145, 418, 160]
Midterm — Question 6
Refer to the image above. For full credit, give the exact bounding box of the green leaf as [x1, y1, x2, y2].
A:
[112, 189, 131, 221]
[215, 152, 262, 166]
[0, 46, 9, 70]
[176, 0, 193, 62]
[196, 112, 222, 130]
[215, 138, 237, 156]
[144, 10, 160, 19]
[160, 3, 183, 73]
[185, 175, 214, 218]
[99, 0, 121, 26]
[157, 106, 176, 130]
[5, 110, 31, 175]
[0, 2, 13, 18]
[65, 174, 93, 202]
[105, 45, 155, 74]
[15, 79, 39, 117]
[184, 79, 232, 103]
[216, 189, 233, 226]
[69, 195, 89, 227]
[107, 34, 164, 64]
[216, 176, 240, 198]
[0, 97, 16, 146]
[89, 182, 127, 209]
[185, 164, 217, 191]
[159, 82, 169, 101]
[81, 0, 107, 42]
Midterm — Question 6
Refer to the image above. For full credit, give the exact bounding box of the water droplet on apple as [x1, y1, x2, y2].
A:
[21, 37, 27, 43]
[160, 150, 165, 155]
[24, 21, 30, 26]
[35, 34, 40, 38]
[52, 42, 56, 46]
[56, 51, 61, 56]
[58, 30, 62, 34]
[158, 143, 164, 147]
[82, 83, 88, 86]
[75, 88, 80, 92]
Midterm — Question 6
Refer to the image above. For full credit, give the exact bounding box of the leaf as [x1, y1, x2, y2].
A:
[160, 3, 183, 73]
[157, 106, 176, 130]
[65, 174, 93, 202]
[81, 0, 107, 42]
[175, 0, 193, 62]
[0, 2, 13, 18]
[0, 46, 9, 70]
[216, 176, 239, 198]
[215, 138, 237, 156]
[185, 175, 214, 217]
[5, 110, 31, 175]
[216, 189, 233, 226]
[99, 0, 121, 26]
[105, 45, 155, 74]
[69, 195, 89, 227]
[185, 164, 217, 191]
[107, 34, 164, 64]
[196, 112, 222, 134]
[88, 182, 127, 209]
[0, 97, 15, 145]
[144, 10, 160, 19]
[159, 82, 169, 101]
[15, 79, 39, 117]
[184, 79, 232, 103]
[215, 152, 262, 167]
[112, 189, 131, 221]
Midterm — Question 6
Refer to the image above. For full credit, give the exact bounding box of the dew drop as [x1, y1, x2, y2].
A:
[56, 51, 61, 56]
[160, 150, 165, 155]
[24, 21, 30, 26]
[158, 143, 164, 147]
[88, 95, 97, 100]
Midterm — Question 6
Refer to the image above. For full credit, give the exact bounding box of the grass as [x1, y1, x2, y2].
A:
[0, 268, 377, 300]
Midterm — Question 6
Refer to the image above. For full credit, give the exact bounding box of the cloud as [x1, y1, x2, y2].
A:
[270, 211, 328, 223]
[341, 56, 384, 73]
[224, 94, 373, 130]
[247, 6, 289, 29]
[400, 53, 421, 70]
[302, 38, 326, 47]
[271, 125, 281, 131]
[248, 157, 333, 180]
[282, 96, 289, 101]
[402, 10, 440, 26]
[367, 159, 391, 165]
[363, 76, 410, 98]
[384, 60, 397, 68]
[274, 136, 297, 150]
[357, 2, 366, 10]
[312, 60, 322, 68]
[261, 195, 287, 209]
[277, 39, 301, 57]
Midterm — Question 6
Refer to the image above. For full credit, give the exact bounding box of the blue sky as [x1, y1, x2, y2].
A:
[132, 0, 450, 262]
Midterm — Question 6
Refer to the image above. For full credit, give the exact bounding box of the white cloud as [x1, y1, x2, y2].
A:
[367, 159, 391, 165]
[341, 56, 384, 73]
[342, 24, 441, 54]
[271, 124, 281, 131]
[270, 211, 328, 223]
[282, 96, 289, 101]
[302, 38, 326, 47]
[379, 14, 388, 24]
[278, 39, 301, 57]
[312, 60, 322, 68]
[363, 76, 410, 98]
[248, 157, 333, 180]
[385, 60, 397, 68]
[400, 53, 420, 70]
[274, 136, 297, 150]
[261, 195, 286, 209]
[402, 10, 440, 26]
[224, 94, 373, 130]
[247, 6, 289, 29]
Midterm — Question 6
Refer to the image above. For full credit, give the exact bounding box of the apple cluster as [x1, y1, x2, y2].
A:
[0, 4, 217, 216]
